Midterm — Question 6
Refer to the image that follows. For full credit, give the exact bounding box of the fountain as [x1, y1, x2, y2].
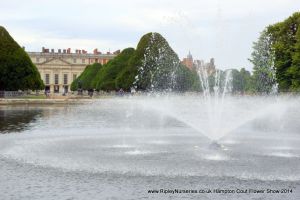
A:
[131, 34, 256, 144]
[196, 62, 233, 142]
[0, 94, 300, 199]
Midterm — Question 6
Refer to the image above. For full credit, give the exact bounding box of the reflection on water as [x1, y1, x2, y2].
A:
[0, 106, 64, 134]
[0, 105, 89, 134]
[0, 107, 41, 133]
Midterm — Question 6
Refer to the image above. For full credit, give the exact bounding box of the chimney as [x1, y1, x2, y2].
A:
[93, 48, 98, 55]
[51, 49, 54, 53]
[63, 49, 66, 53]
[42, 47, 45, 53]
[67, 48, 71, 54]
[58, 49, 61, 53]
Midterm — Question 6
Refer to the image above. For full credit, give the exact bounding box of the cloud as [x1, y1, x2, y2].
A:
[0, 0, 299, 70]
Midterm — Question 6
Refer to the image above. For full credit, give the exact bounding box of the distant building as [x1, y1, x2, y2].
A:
[181, 51, 194, 70]
[181, 51, 216, 75]
[27, 47, 119, 93]
[194, 58, 216, 76]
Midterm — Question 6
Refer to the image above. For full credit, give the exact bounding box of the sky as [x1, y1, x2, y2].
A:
[0, 0, 299, 70]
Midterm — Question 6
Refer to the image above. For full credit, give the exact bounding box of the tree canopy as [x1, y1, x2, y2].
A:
[70, 63, 102, 91]
[248, 12, 300, 92]
[131, 32, 181, 91]
[249, 29, 276, 93]
[231, 68, 252, 94]
[71, 32, 200, 92]
[266, 12, 300, 92]
[0, 26, 44, 91]
[95, 48, 135, 91]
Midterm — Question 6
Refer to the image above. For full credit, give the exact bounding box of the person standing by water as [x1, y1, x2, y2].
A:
[118, 88, 124, 96]
[44, 90, 50, 98]
[88, 89, 94, 97]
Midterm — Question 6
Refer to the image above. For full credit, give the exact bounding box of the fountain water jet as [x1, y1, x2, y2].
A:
[196, 63, 233, 143]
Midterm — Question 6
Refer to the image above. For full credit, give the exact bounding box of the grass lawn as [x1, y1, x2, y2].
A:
[19, 95, 47, 99]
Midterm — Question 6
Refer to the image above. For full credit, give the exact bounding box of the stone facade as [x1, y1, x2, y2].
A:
[27, 48, 119, 93]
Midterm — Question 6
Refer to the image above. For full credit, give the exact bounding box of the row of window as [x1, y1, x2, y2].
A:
[36, 57, 108, 64]
[45, 74, 77, 85]
[72, 58, 85, 64]
[36, 57, 86, 64]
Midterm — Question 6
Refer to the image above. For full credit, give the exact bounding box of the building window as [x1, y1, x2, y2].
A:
[64, 74, 68, 85]
[36, 57, 40, 62]
[45, 74, 50, 85]
[73, 74, 77, 81]
[82, 59, 85, 63]
[54, 74, 59, 85]
[73, 58, 77, 63]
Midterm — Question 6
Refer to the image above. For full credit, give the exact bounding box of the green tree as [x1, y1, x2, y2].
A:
[267, 12, 300, 92]
[115, 65, 138, 91]
[231, 69, 243, 94]
[290, 21, 300, 91]
[174, 64, 201, 92]
[231, 68, 252, 94]
[94, 48, 135, 91]
[249, 29, 276, 93]
[240, 68, 253, 93]
[0, 26, 44, 91]
[131, 32, 181, 91]
[71, 63, 102, 91]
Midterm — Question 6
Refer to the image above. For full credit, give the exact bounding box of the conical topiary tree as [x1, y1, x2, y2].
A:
[131, 32, 181, 91]
[71, 63, 102, 91]
[94, 48, 135, 91]
[116, 32, 199, 91]
[0, 26, 44, 91]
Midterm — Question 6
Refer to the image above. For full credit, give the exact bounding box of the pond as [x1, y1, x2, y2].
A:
[0, 95, 300, 199]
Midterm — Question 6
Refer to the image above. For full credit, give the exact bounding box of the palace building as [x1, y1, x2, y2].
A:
[27, 47, 119, 93]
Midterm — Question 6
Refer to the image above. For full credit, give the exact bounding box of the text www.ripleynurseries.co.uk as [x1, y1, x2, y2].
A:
[148, 188, 293, 195]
